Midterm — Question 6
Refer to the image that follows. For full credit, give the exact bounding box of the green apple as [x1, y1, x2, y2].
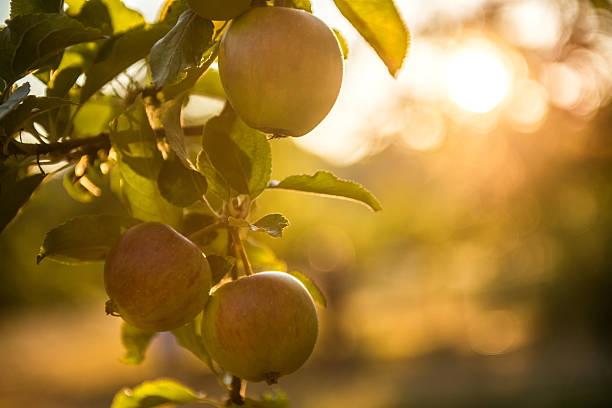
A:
[202, 271, 318, 383]
[218, 6, 344, 136]
[186, 0, 251, 20]
[104, 222, 211, 332]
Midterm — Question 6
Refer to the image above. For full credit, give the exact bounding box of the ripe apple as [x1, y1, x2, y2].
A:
[218, 6, 344, 136]
[202, 271, 318, 383]
[185, 0, 251, 20]
[104, 222, 212, 332]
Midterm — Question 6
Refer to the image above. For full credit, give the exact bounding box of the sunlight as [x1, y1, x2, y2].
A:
[447, 42, 511, 113]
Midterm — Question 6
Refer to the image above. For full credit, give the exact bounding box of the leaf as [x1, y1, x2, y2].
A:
[333, 28, 349, 59]
[196, 149, 229, 201]
[150, 10, 214, 87]
[269, 170, 382, 212]
[37, 214, 140, 264]
[47, 66, 83, 98]
[101, 0, 146, 34]
[0, 82, 29, 121]
[242, 392, 291, 408]
[0, 14, 103, 85]
[80, 24, 169, 103]
[158, 95, 190, 165]
[202, 104, 271, 198]
[162, 43, 218, 101]
[274, 0, 312, 12]
[244, 238, 287, 272]
[287, 271, 327, 307]
[111, 106, 182, 227]
[10, 0, 63, 18]
[72, 0, 113, 35]
[207, 254, 236, 286]
[0, 165, 45, 232]
[73, 95, 119, 136]
[12, 14, 103, 80]
[110, 379, 201, 408]
[333, 0, 409, 77]
[121, 322, 156, 365]
[171, 316, 214, 369]
[251, 214, 290, 238]
[190, 68, 225, 100]
[1, 95, 74, 137]
[157, 154, 207, 207]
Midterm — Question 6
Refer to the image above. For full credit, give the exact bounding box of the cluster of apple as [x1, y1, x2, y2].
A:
[104, 1, 345, 385]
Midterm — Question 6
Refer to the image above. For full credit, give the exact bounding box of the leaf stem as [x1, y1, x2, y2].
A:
[187, 221, 224, 242]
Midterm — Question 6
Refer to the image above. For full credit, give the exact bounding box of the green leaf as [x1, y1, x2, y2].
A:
[72, 0, 113, 36]
[0, 82, 29, 121]
[1, 95, 74, 138]
[242, 392, 291, 408]
[101, 0, 146, 34]
[287, 271, 327, 307]
[110, 379, 201, 408]
[190, 68, 225, 99]
[0, 14, 103, 85]
[157, 154, 207, 207]
[12, 14, 103, 80]
[171, 316, 215, 369]
[37, 214, 140, 264]
[73, 95, 120, 137]
[158, 95, 190, 165]
[333, 28, 349, 59]
[196, 149, 229, 201]
[111, 105, 182, 227]
[270, 170, 382, 212]
[162, 43, 218, 101]
[274, 0, 312, 12]
[121, 322, 156, 365]
[0, 165, 44, 232]
[47, 66, 83, 98]
[202, 104, 271, 198]
[333, 0, 409, 77]
[10, 0, 63, 18]
[251, 214, 290, 238]
[150, 10, 214, 87]
[80, 24, 169, 103]
[244, 238, 287, 272]
[207, 254, 236, 286]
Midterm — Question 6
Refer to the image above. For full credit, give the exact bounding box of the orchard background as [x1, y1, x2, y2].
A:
[2, 0, 612, 407]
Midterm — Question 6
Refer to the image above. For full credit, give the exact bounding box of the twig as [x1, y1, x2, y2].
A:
[230, 228, 253, 276]
[228, 376, 244, 405]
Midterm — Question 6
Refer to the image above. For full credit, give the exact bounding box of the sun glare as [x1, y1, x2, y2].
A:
[447, 43, 511, 113]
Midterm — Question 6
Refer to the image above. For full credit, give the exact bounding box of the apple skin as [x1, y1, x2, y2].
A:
[185, 0, 251, 20]
[104, 222, 211, 332]
[202, 271, 318, 383]
[218, 6, 344, 137]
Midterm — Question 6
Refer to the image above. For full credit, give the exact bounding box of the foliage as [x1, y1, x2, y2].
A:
[0, 0, 408, 406]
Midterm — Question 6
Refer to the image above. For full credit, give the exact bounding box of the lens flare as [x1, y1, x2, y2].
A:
[447, 43, 511, 113]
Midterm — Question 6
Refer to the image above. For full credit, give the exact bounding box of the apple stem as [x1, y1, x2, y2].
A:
[229, 376, 245, 405]
[231, 228, 254, 276]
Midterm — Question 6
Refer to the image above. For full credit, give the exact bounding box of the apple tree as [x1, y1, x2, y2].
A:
[0, 0, 409, 406]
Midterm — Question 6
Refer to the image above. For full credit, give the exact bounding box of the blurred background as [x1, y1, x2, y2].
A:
[2, 0, 612, 406]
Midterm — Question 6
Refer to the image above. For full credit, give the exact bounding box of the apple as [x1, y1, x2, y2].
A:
[186, 0, 251, 21]
[104, 222, 212, 332]
[218, 6, 344, 136]
[202, 271, 318, 383]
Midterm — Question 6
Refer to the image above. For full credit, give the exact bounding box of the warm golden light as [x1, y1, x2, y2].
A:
[447, 43, 511, 113]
